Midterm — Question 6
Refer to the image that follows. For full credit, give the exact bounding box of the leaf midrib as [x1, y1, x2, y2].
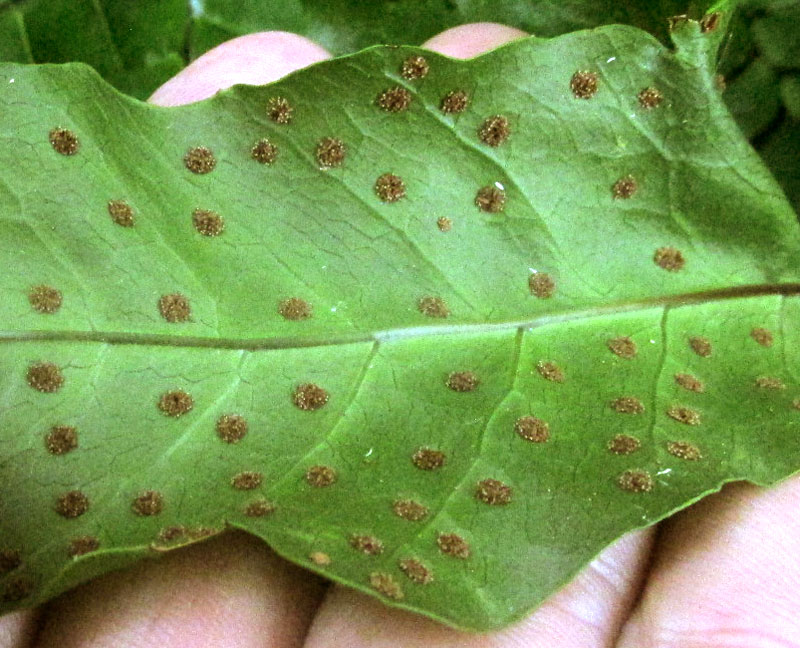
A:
[4, 282, 799, 350]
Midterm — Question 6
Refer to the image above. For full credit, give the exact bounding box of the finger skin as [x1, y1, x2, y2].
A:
[617, 477, 800, 648]
[421, 23, 527, 59]
[0, 610, 38, 648]
[149, 32, 331, 106]
[34, 532, 326, 648]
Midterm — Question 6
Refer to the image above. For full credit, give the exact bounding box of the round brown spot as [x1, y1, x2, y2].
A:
[755, 376, 786, 390]
[612, 175, 638, 199]
[267, 97, 293, 124]
[49, 127, 79, 155]
[216, 414, 248, 443]
[0, 549, 21, 575]
[231, 471, 263, 490]
[158, 389, 194, 417]
[279, 297, 313, 321]
[610, 397, 645, 414]
[305, 465, 337, 487]
[251, 138, 277, 164]
[369, 572, 404, 600]
[478, 115, 510, 147]
[675, 373, 704, 392]
[446, 370, 479, 392]
[27, 362, 64, 393]
[158, 293, 191, 323]
[751, 327, 774, 347]
[536, 361, 564, 383]
[392, 498, 429, 521]
[157, 526, 186, 542]
[350, 534, 384, 555]
[45, 425, 78, 455]
[514, 416, 550, 443]
[316, 137, 346, 168]
[107, 199, 135, 227]
[667, 405, 701, 425]
[183, 146, 216, 174]
[29, 284, 62, 314]
[617, 469, 654, 493]
[529, 272, 555, 298]
[689, 336, 713, 357]
[401, 55, 429, 80]
[374, 173, 406, 202]
[440, 90, 469, 114]
[654, 247, 685, 271]
[192, 208, 225, 237]
[607, 336, 637, 359]
[638, 87, 663, 109]
[376, 86, 411, 112]
[475, 185, 506, 213]
[132, 490, 164, 516]
[309, 551, 331, 566]
[570, 71, 598, 99]
[2, 577, 33, 603]
[436, 216, 452, 232]
[436, 532, 470, 559]
[412, 447, 445, 470]
[607, 434, 641, 455]
[700, 11, 721, 33]
[293, 383, 329, 411]
[244, 499, 276, 517]
[56, 490, 89, 519]
[666, 440, 702, 461]
[399, 558, 433, 585]
[417, 296, 449, 318]
[68, 536, 99, 557]
[475, 478, 512, 505]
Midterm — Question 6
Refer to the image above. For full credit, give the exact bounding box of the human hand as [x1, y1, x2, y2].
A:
[3, 24, 799, 648]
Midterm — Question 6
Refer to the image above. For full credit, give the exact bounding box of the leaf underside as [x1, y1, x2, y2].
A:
[1, 19, 799, 631]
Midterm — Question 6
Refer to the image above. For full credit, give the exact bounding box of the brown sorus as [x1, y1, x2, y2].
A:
[666, 440, 702, 461]
[638, 87, 663, 109]
[158, 389, 194, 417]
[192, 209, 225, 236]
[529, 273, 555, 298]
[401, 55, 429, 80]
[68, 536, 100, 557]
[751, 327, 774, 348]
[369, 572, 404, 600]
[441, 90, 469, 114]
[29, 284, 62, 314]
[607, 434, 641, 455]
[478, 115, 510, 147]
[309, 551, 331, 566]
[49, 127, 79, 155]
[514, 416, 550, 443]
[654, 247, 685, 271]
[374, 173, 406, 202]
[55, 490, 89, 518]
[612, 175, 638, 199]
[689, 336, 713, 357]
[475, 478, 512, 505]
[610, 397, 645, 414]
[158, 293, 191, 323]
[475, 185, 506, 213]
[617, 469, 654, 493]
[392, 498, 429, 521]
[666, 405, 701, 425]
[27, 362, 64, 393]
[376, 86, 412, 112]
[279, 297, 312, 321]
[251, 138, 278, 164]
[755, 376, 786, 390]
[244, 499, 276, 517]
[436, 216, 452, 232]
[293, 383, 329, 411]
[45, 425, 78, 455]
[412, 448, 445, 470]
[305, 465, 337, 487]
[570, 71, 598, 99]
[216, 414, 248, 443]
[316, 137, 346, 168]
[607, 336, 637, 359]
[536, 361, 564, 383]
[436, 532, 470, 558]
[108, 199, 135, 227]
[399, 558, 433, 585]
[675, 373, 705, 392]
[267, 97, 293, 124]
[231, 471, 263, 490]
[132, 490, 164, 516]
[446, 370, 479, 392]
[418, 296, 449, 318]
[183, 146, 216, 174]
[350, 534, 384, 555]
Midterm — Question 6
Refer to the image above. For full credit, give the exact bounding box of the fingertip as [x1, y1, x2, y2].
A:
[149, 31, 331, 106]
[421, 23, 528, 59]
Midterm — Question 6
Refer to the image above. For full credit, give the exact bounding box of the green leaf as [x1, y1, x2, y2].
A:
[1, 17, 799, 631]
